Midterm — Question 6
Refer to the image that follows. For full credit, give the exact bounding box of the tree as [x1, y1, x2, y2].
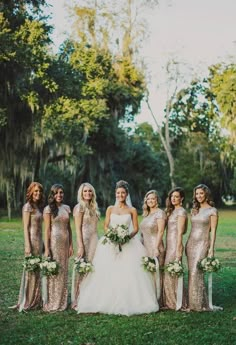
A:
[0, 0, 54, 218]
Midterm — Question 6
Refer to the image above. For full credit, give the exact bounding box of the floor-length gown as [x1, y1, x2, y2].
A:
[186, 207, 218, 311]
[163, 207, 187, 309]
[72, 204, 98, 307]
[43, 204, 71, 312]
[17, 203, 43, 310]
[77, 213, 159, 316]
[140, 209, 166, 307]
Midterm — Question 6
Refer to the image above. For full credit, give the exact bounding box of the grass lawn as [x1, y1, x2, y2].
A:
[0, 209, 235, 345]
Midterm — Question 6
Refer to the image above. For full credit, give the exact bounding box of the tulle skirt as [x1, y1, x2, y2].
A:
[77, 237, 159, 316]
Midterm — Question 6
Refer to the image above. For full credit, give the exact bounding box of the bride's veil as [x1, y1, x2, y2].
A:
[115, 193, 132, 207]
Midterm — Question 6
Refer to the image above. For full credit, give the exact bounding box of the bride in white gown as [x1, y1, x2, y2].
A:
[77, 180, 159, 316]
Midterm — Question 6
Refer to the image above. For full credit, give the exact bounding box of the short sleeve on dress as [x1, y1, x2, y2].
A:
[177, 208, 187, 218]
[73, 203, 84, 217]
[43, 205, 51, 215]
[64, 204, 71, 214]
[154, 209, 167, 221]
[22, 202, 33, 213]
[210, 207, 218, 217]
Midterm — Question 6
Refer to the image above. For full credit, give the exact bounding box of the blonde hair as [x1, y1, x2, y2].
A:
[142, 190, 160, 217]
[77, 182, 100, 217]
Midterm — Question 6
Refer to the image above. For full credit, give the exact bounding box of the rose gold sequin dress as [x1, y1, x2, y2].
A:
[17, 203, 43, 310]
[43, 204, 71, 312]
[186, 207, 218, 311]
[163, 207, 187, 309]
[72, 204, 98, 307]
[140, 209, 166, 306]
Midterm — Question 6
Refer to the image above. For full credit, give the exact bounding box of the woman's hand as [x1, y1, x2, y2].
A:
[77, 246, 84, 259]
[44, 250, 51, 259]
[208, 248, 214, 258]
[24, 246, 31, 256]
[69, 245, 74, 257]
[153, 248, 160, 257]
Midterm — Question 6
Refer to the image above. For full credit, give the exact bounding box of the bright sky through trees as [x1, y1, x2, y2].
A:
[46, 0, 236, 127]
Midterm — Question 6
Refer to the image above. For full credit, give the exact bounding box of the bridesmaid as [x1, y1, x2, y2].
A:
[186, 184, 218, 311]
[71, 182, 99, 309]
[163, 187, 188, 310]
[12, 182, 44, 311]
[43, 184, 73, 312]
[140, 190, 166, 306]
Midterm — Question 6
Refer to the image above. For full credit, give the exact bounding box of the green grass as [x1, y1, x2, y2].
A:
[0, 210, 236, 345]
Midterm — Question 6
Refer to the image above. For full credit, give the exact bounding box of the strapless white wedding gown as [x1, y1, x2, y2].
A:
[77, 213, 159, 316]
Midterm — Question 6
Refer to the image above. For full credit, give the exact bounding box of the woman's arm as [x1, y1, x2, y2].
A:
[68, 218, 74, 257]
[175, 215, 187, 260]
[44, 213, 51, 258]
[22, 211, 31, 256]
[104, 206, 112, 232]
[74, 211, 84, 258]
[154, 218, 166, 257]
[129, 208, 139, 238]
[208, 214, 218, 257]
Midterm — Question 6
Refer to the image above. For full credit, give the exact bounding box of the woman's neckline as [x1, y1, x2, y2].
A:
[111, 213, 131, 216]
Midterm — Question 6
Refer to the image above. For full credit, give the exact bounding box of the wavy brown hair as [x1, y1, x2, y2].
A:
[165, 187, 185, 218]
[191, 184, 214, 215]
[142, 190, 161, 217]
[48, 184, 64, 218]
[26, 182, 45, 212]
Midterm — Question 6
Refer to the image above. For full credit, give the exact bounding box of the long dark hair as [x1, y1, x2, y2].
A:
[48, 184, 64, 218]
[192, 184, 214, 215]
[165, 187, 185, 218]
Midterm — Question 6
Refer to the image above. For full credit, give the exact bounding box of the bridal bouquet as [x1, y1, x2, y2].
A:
[40, 258, 59, 276]
[142, 256, 157, 272]
[74, 257, 93, 275]
[23, 255, 42, 272]
[197, 257, 221, 273]
[102, 224, 130, 251]
[164, 259, 184, 277]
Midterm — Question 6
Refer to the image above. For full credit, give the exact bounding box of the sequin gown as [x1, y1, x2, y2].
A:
[163, 207, 187, 309]
[72, 204, 98, 307]
[77, 213, 159, 315]
[140, 209, 166, 306]
[43, 204, 71, 312]
[186, 207, 218, 311]
[17, 203, 43, 310]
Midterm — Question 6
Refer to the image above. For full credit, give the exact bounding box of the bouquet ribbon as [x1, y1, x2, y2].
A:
[71, 264, 77, 305]
[176, 275, 183, 311]
[19, 269, 27, 312]
[42, 275, 48, 304]
[154, 257, 161, 300]
[208, 272, 213, 310]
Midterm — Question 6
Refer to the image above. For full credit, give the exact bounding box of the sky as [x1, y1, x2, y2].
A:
[45, 0, 236, 128]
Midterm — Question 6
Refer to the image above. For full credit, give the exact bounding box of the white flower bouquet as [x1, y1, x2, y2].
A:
[40, 258, 59, 276]
[197, 257, 221, 273]
[142, 256, 157, 272]
[74, 257, 93, 275]
[23, 255, 42, 272]
[102, 224, 130, 251]
[164, 259, 184, 277]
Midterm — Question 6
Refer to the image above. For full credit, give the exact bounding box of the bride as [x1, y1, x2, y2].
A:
[77, 180, 159, 316]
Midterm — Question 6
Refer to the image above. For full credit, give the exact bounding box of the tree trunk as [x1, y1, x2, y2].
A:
[6, 179, 14, 220]
[146, 98, 175, 188]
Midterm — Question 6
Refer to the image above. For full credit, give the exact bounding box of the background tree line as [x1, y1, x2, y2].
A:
[0, 0, 235, 218]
